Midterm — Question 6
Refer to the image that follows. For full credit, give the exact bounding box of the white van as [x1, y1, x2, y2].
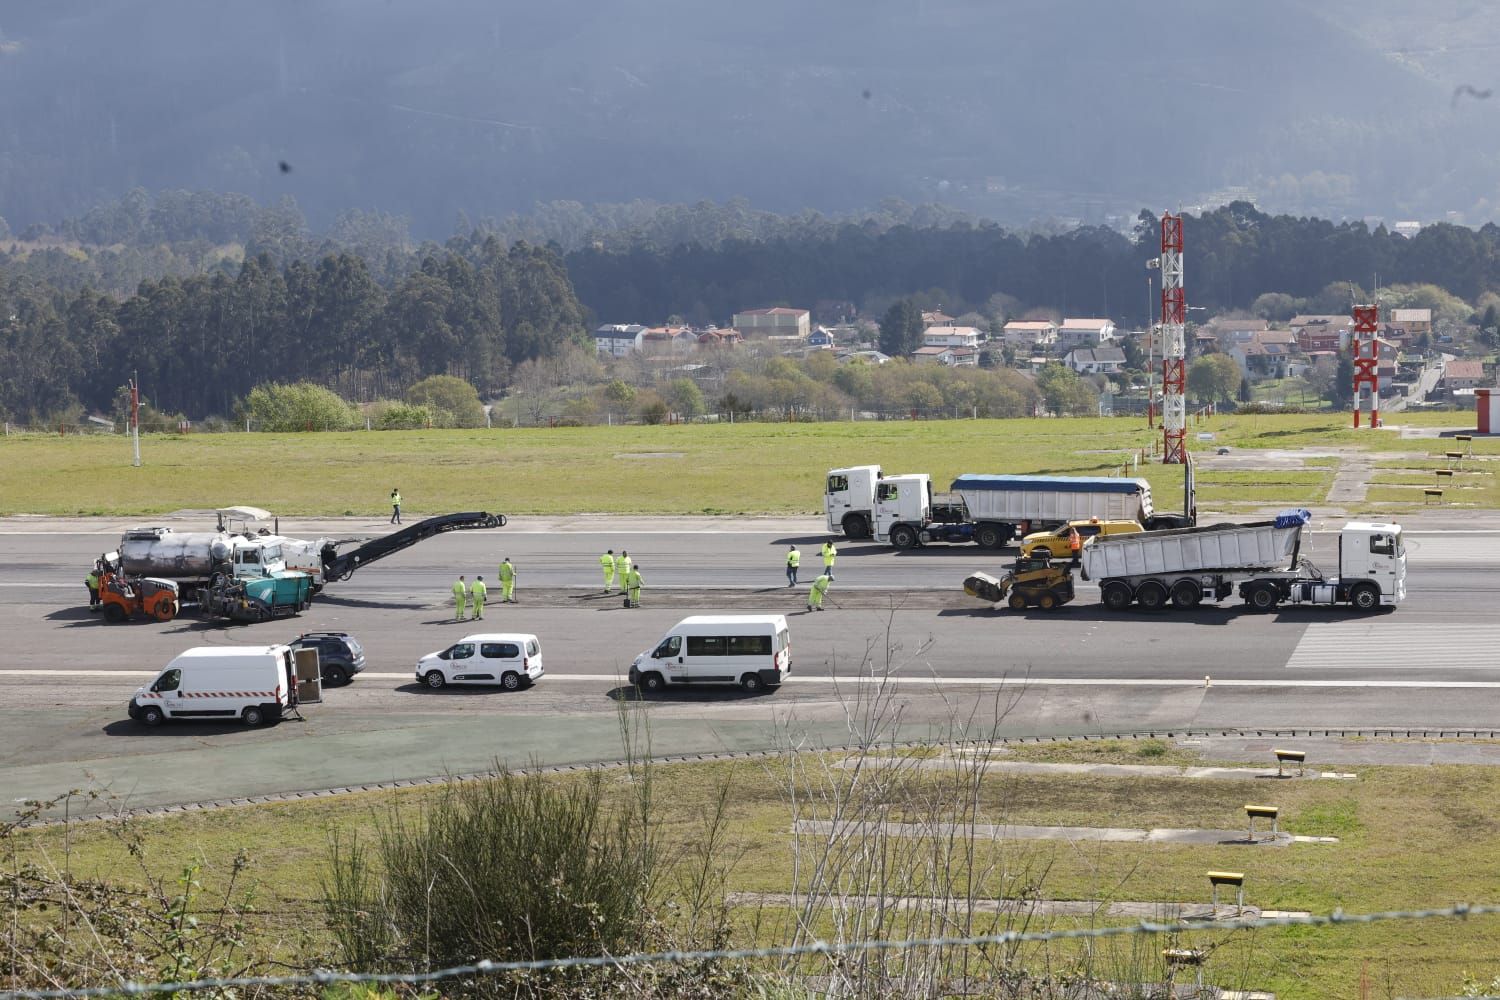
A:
[129, 645, 298, 727]
[416, 633, 544, 690]
[629, 615, 790, 693]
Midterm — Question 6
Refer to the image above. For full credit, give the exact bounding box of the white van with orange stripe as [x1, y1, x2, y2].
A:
[129, 645, 299, 727]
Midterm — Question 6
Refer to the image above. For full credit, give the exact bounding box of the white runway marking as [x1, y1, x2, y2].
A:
[1284, 622, 1500, 670]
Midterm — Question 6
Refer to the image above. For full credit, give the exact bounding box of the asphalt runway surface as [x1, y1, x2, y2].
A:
[2, 513, 1496, 817]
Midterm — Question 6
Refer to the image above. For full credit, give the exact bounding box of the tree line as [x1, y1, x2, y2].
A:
[0, 238, 586, 423]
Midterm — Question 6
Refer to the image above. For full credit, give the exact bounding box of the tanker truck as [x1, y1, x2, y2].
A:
[1078, 509, 1404, 613]
[111, 527, 313, 622]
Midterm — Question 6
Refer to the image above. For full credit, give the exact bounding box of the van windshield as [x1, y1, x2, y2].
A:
[654, 636, 681, 658]
[152, 668, 181, 692]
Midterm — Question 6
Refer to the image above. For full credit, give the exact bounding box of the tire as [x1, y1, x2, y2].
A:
[740, 673, 765, 693]
[976, 524, 1004, 549]
[323, 665, 349, 687]
[1350, 583, 1381, 612]
[1101, 581, 1133, 611]
[1008, 592, 1028, 610]
[1246, 584, 1278, 612]
[501, 671, 521, 691]
[1038, 592, 1058, 611]
[1135, 581, 1167, 612]
[242, 705, 265, 727]
[841, 513, 870, 540]
[424, 670, 447, 690]
[1170, 580, 1203, 609]
[139, 705, 164, 727]
[890, 525, 918, 550]
[103, 603, 126, 623]
[639, 672, 666, 693]
[154, 598, 177, 622]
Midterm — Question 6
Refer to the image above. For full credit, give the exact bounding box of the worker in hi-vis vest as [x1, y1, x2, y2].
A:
[821, 539, 838, 580]
[452, 575, 468, 620]
[808, 573, 831, 612]
[601, 549, 616, 592]
[470, 575, 487, 619]
[499, 557, 517, 603]
[786, 546, 800, 587]
[625, 565, 644, 608]
[615, 550, 632, 593]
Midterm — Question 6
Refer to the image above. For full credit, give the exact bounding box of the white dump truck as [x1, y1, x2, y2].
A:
[1080, 509, 1405, 612]
[827, 463, 1195, 549]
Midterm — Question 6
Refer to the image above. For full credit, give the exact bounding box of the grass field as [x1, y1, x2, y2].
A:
[14, 740, 1500, 999]
[1, 413, 1482, 517]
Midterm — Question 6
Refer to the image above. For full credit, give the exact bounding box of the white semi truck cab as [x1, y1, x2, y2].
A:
[825, 465, 885, 539]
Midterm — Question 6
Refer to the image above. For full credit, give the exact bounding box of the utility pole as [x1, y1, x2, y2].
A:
[130, 373, 141, 467]
[1159, 213, 1187, 463]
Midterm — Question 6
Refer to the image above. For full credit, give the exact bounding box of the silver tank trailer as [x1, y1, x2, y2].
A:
[117, 528, 232, 579]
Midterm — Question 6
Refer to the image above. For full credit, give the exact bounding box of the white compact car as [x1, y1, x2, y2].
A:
[416, 633, 544, 690]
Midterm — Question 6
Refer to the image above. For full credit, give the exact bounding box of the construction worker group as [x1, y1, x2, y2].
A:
[444, 538, 841, 620]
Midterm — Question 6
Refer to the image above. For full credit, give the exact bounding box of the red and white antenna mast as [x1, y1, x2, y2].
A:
[1351, 304, 1379, 428]
[1159, 213, 1186, 463]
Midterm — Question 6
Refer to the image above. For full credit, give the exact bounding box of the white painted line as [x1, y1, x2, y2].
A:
[15, 670, 1500, 690]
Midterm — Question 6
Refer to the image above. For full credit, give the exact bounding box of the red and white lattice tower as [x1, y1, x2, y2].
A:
[1159, 213, 1186, 463]
[1351, 304, 1380, 428]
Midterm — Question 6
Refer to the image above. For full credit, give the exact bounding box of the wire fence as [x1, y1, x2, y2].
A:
[1, 901, 1496, 1000]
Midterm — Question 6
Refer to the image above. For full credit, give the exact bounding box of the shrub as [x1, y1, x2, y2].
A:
[406, 375, 484, 428]
[367, 400, 432, 430]
[244, 382, 357, 431]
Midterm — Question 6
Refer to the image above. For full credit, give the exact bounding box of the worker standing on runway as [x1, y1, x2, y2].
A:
[615, 550, 632, 594]
[470, 575, 487, 619]
[499, 557, 517, 603]
[1068, 527, 1082, 564]
[786, 545, 800, 587]
[601, 549, 616, 592]
[625, 564, 644, 608]
[390, 488, 402, 525]
[86, 565, 101, 612]
[808, 573, 830, 612]
[821, 539, 838, 580]
[452, 575, 468, 621]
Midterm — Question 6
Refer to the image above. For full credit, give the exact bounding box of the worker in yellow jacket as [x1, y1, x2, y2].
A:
[452, 575, 467, 620]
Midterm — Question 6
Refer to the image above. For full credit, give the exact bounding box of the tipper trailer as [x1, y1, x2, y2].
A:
[1079, 509, 1405, 613]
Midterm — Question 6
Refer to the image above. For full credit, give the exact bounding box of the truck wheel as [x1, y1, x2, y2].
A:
[841, 513, 870, 540]
[501, 671, 522, 691]
[139, 705, 164, 727]
[1350, 583, 1380, 612]
[102, 603, 126, 623]
[1246, 584, 1278, 612]
[639, 672, 666, 693]
[740, 673, 765, 693]
[1134, 581, 1167, 611]
[890, 525, 918, 550]
[976, 524, 1004, 549]
[424, 670, 447, 690]
[242, 705, 265, 727]
[1170, 580, 1202, 609]
[1101, 581, 1133, 611]
[1007, 592, 1028, 610]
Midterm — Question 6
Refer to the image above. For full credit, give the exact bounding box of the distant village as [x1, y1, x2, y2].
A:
[593, 304, 1476, 409]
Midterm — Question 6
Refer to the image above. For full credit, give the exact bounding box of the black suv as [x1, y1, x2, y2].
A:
[287, 632, 366, 686]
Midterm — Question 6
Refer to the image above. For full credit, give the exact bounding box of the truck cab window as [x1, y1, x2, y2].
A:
[877, 483, 899, 501]
[827, 475, 848, 494]
[151, 668, 181, 692]
[1370, 535, 1394, 556]
[654, 636, 682, 658]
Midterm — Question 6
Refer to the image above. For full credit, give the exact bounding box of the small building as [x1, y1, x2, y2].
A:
[1002, 320, 1058, 350]
[808, 327, 836, 349]
[921, 310, 956, 327]
[1443, 360, 1487, 391]
[922, 325, 982, 349]
[696, 328, 742, 349]
[911, 345, 977, 367]
[1065, 347, 1126, 375]
[732, 307, 810, 340]
[639, 326, 696, 357]
[1058, 318, 1117, 349]
[1389, 308, 1433, 340]
[838, 349, 891, 365]
[594, 323, 646, 357]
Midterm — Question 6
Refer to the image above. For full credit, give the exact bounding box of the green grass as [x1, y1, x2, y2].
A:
[14, 750, 1500, 999]
[0, 413, 1466, 517]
